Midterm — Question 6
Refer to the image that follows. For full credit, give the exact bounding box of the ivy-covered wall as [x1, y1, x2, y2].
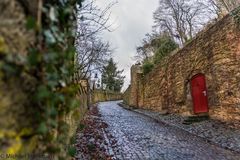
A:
[0, 2, 123, 158]
[0, 0, 87, 159]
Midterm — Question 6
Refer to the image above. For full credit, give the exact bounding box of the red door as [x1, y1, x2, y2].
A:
[190, 74, 209, 114]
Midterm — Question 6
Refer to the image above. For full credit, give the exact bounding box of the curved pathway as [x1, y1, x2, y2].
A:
[98, 101, 240, 160]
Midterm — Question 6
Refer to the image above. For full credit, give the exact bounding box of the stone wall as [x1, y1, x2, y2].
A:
[93, 89, 123, 103]
[0, 0, 39, 155]
[129, 65, 142, 107]
[0, 0, 36, 55]
[123, 85, 131, 105]
[124, 12, 240, 122]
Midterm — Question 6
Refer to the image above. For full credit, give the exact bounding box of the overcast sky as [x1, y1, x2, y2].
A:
[95, 0, 159, 91]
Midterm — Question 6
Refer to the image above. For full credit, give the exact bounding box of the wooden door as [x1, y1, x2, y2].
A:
[190, 74, 209, 114]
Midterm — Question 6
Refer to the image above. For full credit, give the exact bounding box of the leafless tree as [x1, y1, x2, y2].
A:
[75, 36, 112, 79]
[135, 33, 157, 63]
[153, 0, 213, 45]
[75, 0, 116, 80]
[76, 0, 116, 38]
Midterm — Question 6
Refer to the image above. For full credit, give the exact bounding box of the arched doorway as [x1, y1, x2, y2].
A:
[190, 74, 209, 114]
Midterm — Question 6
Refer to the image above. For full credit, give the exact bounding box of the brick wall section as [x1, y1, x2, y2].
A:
[125, 13, 240, 122]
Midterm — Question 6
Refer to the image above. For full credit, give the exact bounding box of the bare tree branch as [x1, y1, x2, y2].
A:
[74, 0, 116, 80]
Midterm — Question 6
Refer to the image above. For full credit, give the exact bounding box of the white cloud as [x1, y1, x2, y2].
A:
[96, 0, 159, 91]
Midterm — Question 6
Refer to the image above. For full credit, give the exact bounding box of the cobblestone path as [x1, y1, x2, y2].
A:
[98, 101, 240, 160]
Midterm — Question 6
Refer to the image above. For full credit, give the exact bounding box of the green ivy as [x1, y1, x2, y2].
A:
[142, 61, 154, 75]
[0, 0, 83, 159]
